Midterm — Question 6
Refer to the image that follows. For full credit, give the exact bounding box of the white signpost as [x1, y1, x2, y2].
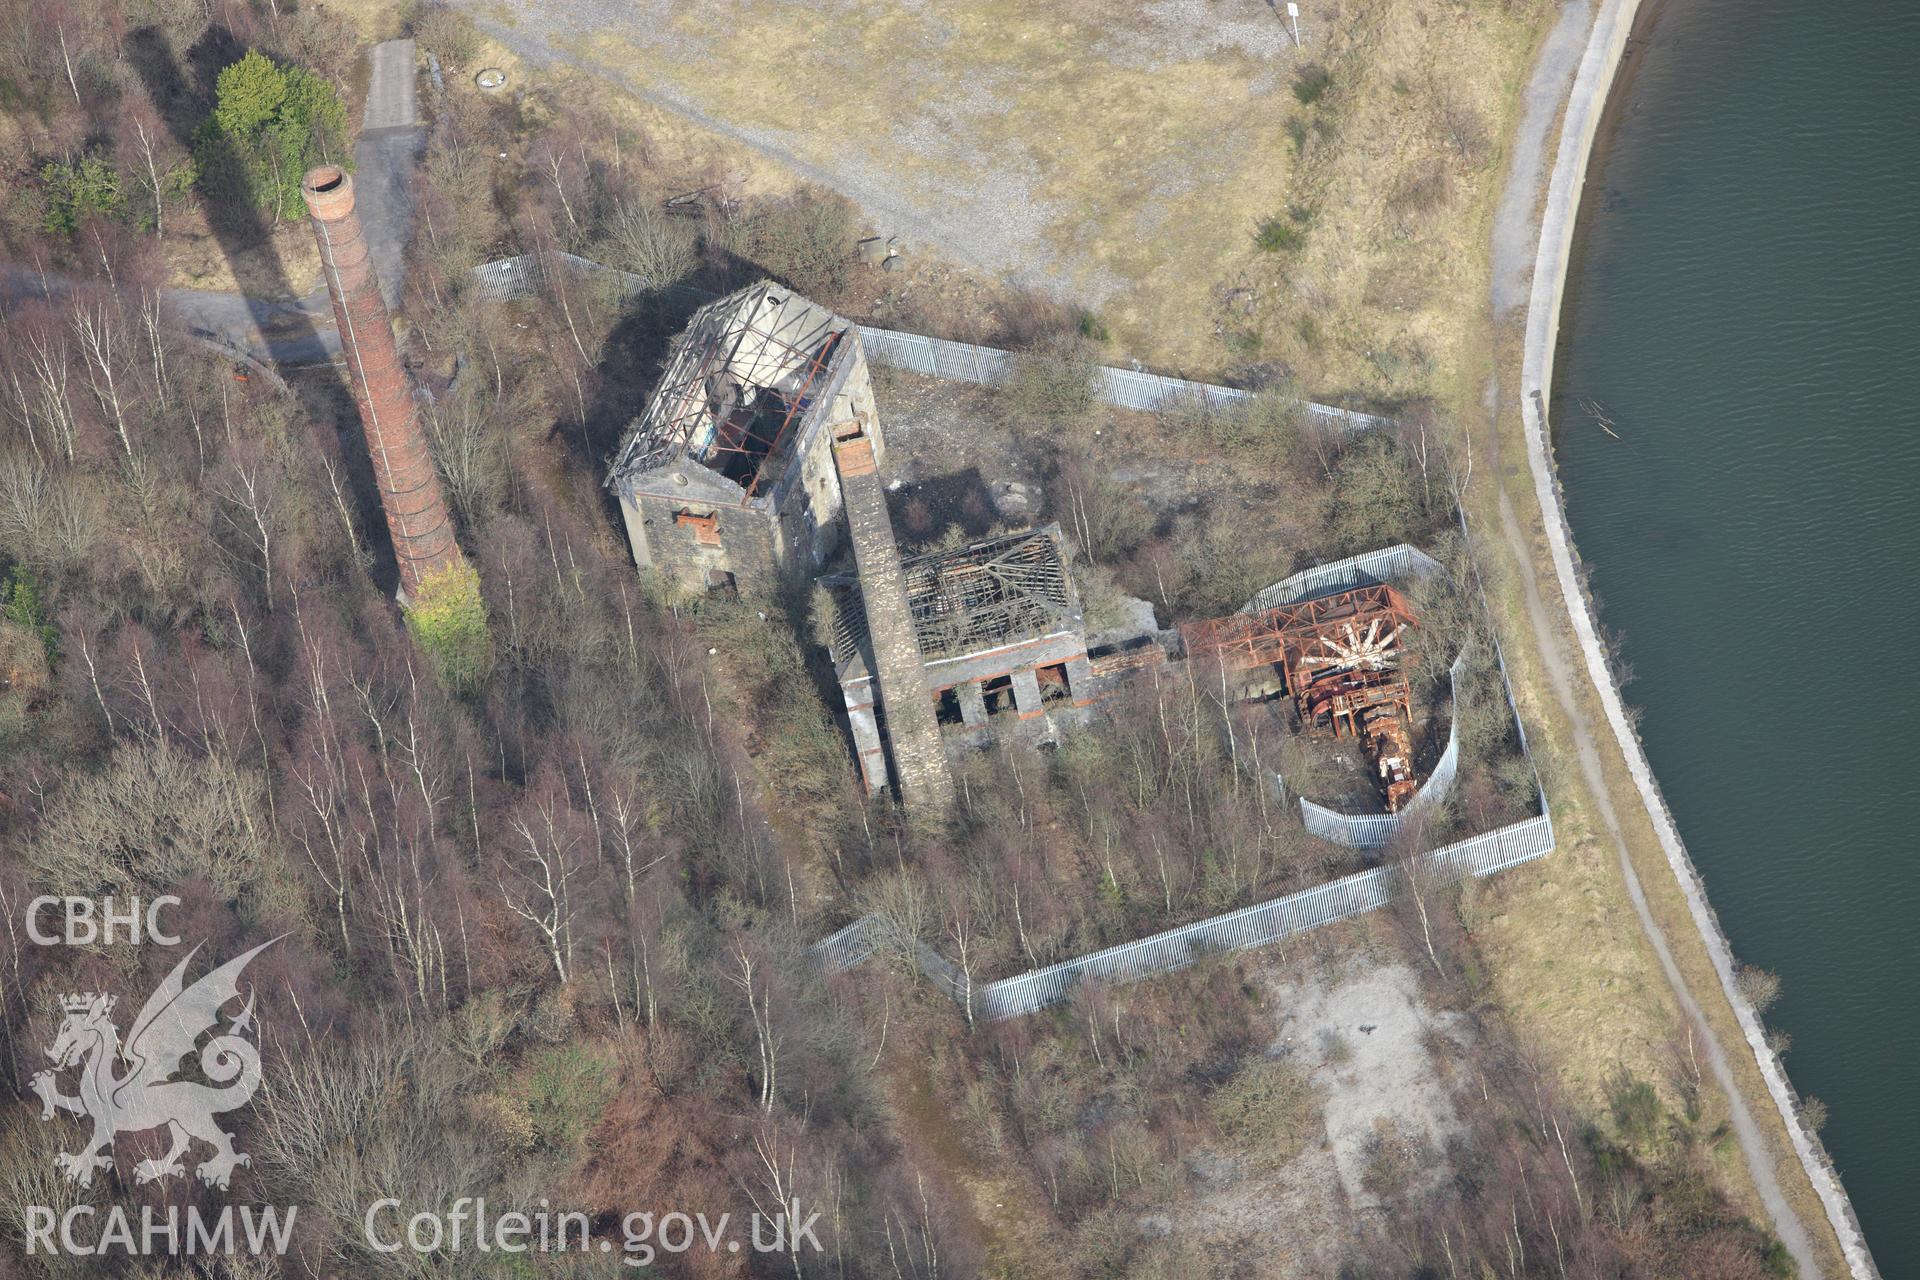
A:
[1286, 2, 1302, 47]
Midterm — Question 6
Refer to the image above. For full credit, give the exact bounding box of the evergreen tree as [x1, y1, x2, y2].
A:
[39, 149, 123, 235]
[194, 50, 349, 221]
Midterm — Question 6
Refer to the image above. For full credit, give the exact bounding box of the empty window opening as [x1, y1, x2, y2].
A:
[980, 674, 1016, 717]
[934, 689, 965, 726]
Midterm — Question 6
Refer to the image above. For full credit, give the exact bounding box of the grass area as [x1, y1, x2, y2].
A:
[319, 0, 410, 41]
[163, 207, 321, 297]
[549, 0, 1542, 399]
[1217, 0, 1545, 399]
[562, 1, 1295, 353]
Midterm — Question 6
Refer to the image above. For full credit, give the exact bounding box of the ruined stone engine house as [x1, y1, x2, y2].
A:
[609, 283, 1433, 816]
[821, 525, 1095, 797]
[607, 283, 882, 594]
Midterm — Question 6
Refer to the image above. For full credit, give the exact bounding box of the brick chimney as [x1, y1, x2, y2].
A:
[301, 165, 462, 598]
[830, 419, 954, 811]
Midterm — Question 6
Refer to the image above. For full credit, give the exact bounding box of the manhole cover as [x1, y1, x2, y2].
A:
[475, 67, 507, 90]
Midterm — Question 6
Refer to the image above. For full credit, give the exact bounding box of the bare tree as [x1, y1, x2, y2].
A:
[316, 449, 368, 570]
[215, 451, 281, 603]
[290, 755, 363, 959]
[598, 197, 697, 287]
[945, 902, 979, 1031]
[0, 452, 96, 570]
[725, 939, 783, 1113]
[732, 1118, 819, 1279]
[19, 324, 78, 462]
[529, 134, 587, 241]
[70, 300, 132, 458]
[119, 93, 193, 246]
[500, 786, 587, 984]
[422, 377, 509, 527]
[137, 290, 172, 408]
[372, 832, 449, 1008]
[54, 19, 82, 108]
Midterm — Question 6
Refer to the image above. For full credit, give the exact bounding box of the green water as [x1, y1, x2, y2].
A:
[1552, 0, 1919, 1268]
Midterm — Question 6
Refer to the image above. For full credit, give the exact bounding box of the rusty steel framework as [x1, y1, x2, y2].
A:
[828, 527, 1077, 665]
[1184, 584, 1421, 809]
[611, 284, 846, 501]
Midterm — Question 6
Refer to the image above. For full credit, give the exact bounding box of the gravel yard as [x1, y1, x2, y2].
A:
[1167, 957, 1470, 1274]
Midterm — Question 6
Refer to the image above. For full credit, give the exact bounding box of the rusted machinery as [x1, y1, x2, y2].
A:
[1183, 584, 1421, 811]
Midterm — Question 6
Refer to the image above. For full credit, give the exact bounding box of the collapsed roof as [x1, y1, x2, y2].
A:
[1183, 584, 1417, 676]
[826, 526, 1081, 671]
[608, 282, 851, 501]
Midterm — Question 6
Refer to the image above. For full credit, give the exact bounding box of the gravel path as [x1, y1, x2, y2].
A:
[1491, 1, 1592, 317]
[468, 5, 1070, 293]
[354, 38, 423, 308]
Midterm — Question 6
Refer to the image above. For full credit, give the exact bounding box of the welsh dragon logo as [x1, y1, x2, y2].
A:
[28, 939, 279, 1190]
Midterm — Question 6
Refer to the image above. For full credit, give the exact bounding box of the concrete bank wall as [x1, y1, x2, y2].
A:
[1520, 1, 1877, 1273]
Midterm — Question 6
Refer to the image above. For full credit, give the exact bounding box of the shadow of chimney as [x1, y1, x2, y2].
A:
[126, 24, 398, 597]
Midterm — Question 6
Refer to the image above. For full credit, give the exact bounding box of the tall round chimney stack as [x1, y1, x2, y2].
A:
[301, 165, 463, 598]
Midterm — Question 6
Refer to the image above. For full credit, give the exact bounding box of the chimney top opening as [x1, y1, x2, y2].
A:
[306, 166, 346, 194]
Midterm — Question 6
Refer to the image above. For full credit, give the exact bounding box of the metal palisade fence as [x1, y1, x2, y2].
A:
[466, 254, 1390, 427]
[1241, 543, 1443, 613]
[816, 799, 1555, 1020]
[970, 808, 1554, 1020]
[469, 252, 648, 303]
[812, 917, 878, 973]
[857, 324, 1391, 427]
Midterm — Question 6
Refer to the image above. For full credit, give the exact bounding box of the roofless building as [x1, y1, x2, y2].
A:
[821, 525, 1095, 797]
[607, 282, 882, 594]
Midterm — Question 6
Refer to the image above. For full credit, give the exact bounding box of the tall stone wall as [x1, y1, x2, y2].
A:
[829, 421, 953, 810]
[774, 337, 884, 573]
[618, 484, 777, 594]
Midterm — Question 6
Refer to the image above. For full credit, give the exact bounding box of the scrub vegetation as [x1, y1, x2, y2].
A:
[194, 49, 350, 222]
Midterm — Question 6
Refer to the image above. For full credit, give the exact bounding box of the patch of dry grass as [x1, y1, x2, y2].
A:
[164, 211, 321, 298]
[317, 0, 410, 42]
[561, 1, 1299, 357]
[545, 0, 1544, 400]
[1233, 0, 1547, 399]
